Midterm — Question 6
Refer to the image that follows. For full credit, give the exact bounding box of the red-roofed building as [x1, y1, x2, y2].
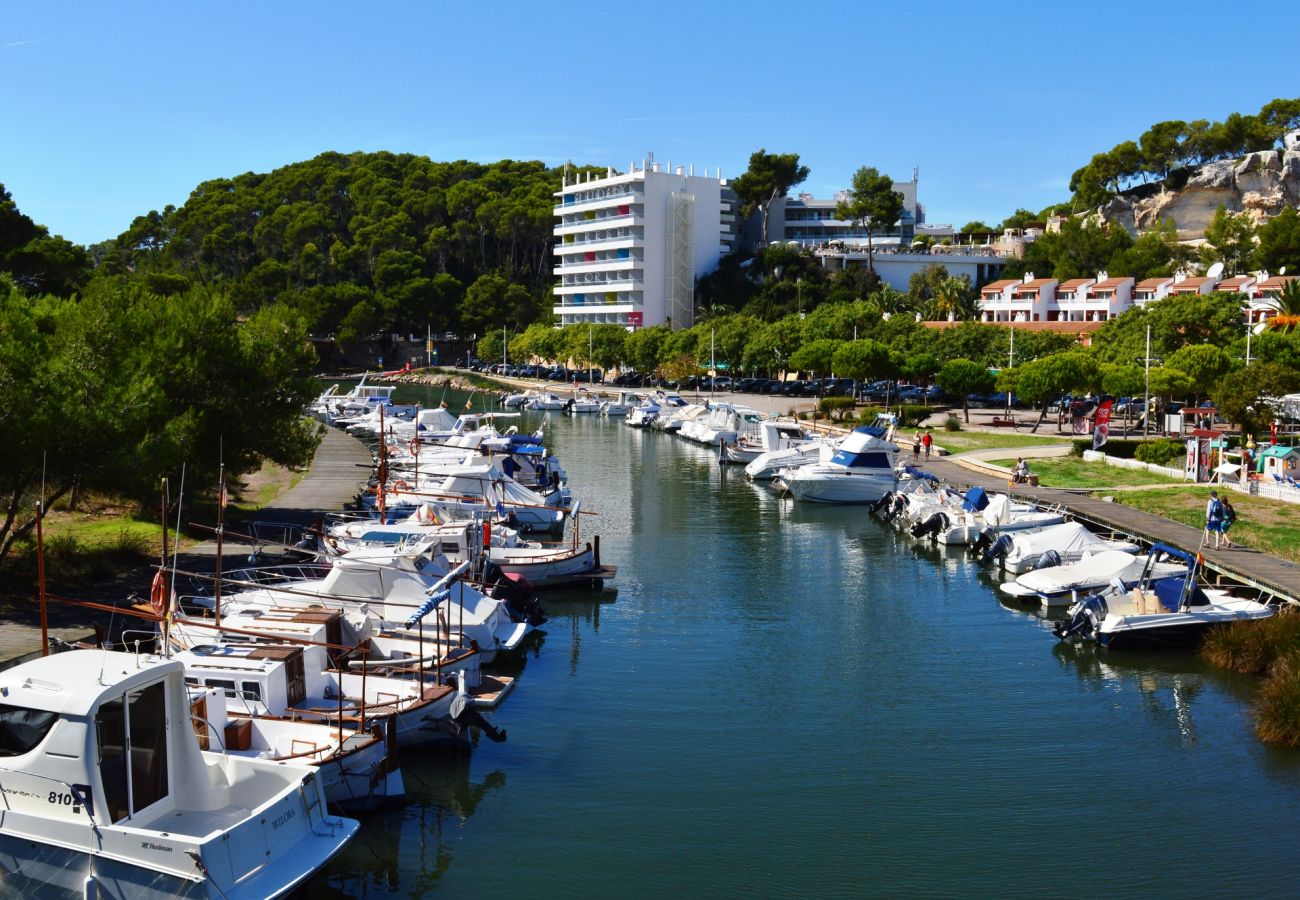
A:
[1252, 274, 1300, 323]
[1168, 274, 1220, 296]
[1133, 276, 1174, 307]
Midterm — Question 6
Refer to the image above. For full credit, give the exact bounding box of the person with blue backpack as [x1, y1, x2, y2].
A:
[1205, 490, 1226, 549]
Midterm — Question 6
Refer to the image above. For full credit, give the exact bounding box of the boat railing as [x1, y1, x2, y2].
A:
[223, 563, 333, 586]
[0, 769, 101, 825]
[244, 520, 310, 550]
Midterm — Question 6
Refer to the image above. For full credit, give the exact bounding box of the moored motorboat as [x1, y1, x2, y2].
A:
[1000, 548, 1188, 608]
[776, 427, 898, 504]
[0, 650, 357, 898]
[1053, 544, 1275, 649]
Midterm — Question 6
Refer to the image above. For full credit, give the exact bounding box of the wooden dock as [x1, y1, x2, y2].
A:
[923, 455, 1300, 603]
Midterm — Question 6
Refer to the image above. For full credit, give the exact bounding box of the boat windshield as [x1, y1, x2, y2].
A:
[0, 704, 58, 757]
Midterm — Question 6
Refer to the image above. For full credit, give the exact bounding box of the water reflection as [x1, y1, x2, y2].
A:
[1052, 642, 1207, 747]
[318, 753, 507, 897]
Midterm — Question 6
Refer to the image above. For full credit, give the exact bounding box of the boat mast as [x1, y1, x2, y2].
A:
[215, 460, 225, 626]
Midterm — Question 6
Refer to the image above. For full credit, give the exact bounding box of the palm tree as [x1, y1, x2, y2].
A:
[867, 286, 910, 318]
[933, 275, 979, 321]
[1266, 279, 1300, 330]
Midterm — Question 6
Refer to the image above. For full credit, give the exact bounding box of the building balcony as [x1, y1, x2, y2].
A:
[553, 301, 638, 314]
[552, 190, 643, 216]
[554, 258, 640, 275]
[553, 279, 641, 296]
[554, 236, 643, 255]
[555, 214, 644, 237]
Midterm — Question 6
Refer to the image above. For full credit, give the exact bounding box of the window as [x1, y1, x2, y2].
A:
[95, 681, 171, 823]
[0, 704, 58, 757]
[241, 682, 262, 703]
[205, 679, 237, 698]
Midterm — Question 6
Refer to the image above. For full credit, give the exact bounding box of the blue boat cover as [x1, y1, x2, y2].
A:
[962, 486, 989, 512]
[830, 450, 891, 469]
[853, 426, 887, 437]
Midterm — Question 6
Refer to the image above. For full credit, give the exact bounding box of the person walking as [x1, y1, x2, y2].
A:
[1220, 496, 1237, 548]
[912, 433, 922, 462]
[1205, 490, 1225, 548]
[921, 429, 933, 462]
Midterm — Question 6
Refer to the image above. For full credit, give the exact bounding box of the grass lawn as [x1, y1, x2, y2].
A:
[988, 457, 1186, 489]
[1095, 487, 1300, 563]
[933, 431, 1076, 453]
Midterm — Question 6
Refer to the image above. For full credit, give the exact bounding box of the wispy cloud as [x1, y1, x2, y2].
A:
[3, 38, 42, 49]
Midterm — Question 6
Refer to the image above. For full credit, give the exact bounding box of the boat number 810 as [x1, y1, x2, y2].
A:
[48, 792, 75, 806]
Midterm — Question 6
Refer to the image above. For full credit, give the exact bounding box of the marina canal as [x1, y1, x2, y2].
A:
[317, 386, 1300, 897]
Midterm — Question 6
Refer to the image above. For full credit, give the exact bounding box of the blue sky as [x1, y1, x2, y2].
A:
[3, 1, 1297, 246]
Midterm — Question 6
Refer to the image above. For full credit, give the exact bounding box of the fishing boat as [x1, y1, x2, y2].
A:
[1053, 544, 1275, 649]
[775, 428, 898, 504]
[0, 650, 357, 898]
[188, 683, 402, 813]
[173, 641, 470, 750]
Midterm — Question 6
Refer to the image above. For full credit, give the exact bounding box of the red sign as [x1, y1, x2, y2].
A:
[1092, 399, 1113, 450]
[627, 311, 643, 328]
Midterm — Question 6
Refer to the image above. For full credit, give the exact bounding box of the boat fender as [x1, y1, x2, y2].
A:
[1032, 549, 1062, 571]
[394, 480, 410, 492]
[977, 534, 1013, 568]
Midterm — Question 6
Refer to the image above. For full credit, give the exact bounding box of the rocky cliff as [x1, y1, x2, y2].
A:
[1098, 143, 1300, 240]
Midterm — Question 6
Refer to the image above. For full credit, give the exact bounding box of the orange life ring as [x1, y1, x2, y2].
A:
[150, 570, 167, 617]
[394, 480, 410, 492]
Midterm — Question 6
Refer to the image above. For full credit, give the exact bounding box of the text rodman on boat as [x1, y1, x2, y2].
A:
[0, 650, 357, 898]
[1053, 543, 1275, 649]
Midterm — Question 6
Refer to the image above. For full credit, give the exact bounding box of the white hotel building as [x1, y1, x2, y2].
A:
[552, 157, 737, 329]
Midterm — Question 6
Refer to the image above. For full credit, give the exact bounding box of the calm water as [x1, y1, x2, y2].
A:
[315, 387, 1300, 897]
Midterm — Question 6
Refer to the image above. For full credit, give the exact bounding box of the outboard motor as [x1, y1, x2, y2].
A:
[1032, 549, 1062, 571]
[910, 511, 950, 541]
[969, 528, 994, 557]
[867, 493, 893, 516]
[977, 533, 1014, 568]
[486, 565, 547, 626]
[882, 493, 908, 523]
[1053, 594, 1106, 642]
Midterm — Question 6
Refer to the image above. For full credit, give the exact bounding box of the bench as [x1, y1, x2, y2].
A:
[991, 417, 1018, 428]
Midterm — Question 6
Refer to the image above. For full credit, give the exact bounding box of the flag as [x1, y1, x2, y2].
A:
[1092, 399, 1114, 450]
[218, 479, 228, 510]
[496, 501, 506, 518]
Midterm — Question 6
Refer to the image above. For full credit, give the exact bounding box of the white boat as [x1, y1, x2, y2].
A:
[723, 419, 809, 465]
[380, 458, 567, 533]
[907, 489, 1066, 545]
[525, 392, 568, 410]
[679, 403, 760, 446]
[188, 684, 402, 813]
[745, 438, 834, 481]
[0, 650, 357, 898]
[999, 548, 1188, 608]
[654, 401, 708, 433]
[193, 542, 535, 662]
[601, 391, 638, 417]
[1054, 544, 1275, 649]
[327, 508, 614, 589]
[776, 428, 899, 504]
[567, 390, 601, 414]
[173, 642, 469, 750]
[977, 521, 1141, 574]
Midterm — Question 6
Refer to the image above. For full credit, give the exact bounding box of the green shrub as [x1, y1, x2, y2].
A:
[856, 406, 886, 425]
[818, 396, 857, 421]
[1135, 437, 1186, 467]
[944, 415, 961, 432]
